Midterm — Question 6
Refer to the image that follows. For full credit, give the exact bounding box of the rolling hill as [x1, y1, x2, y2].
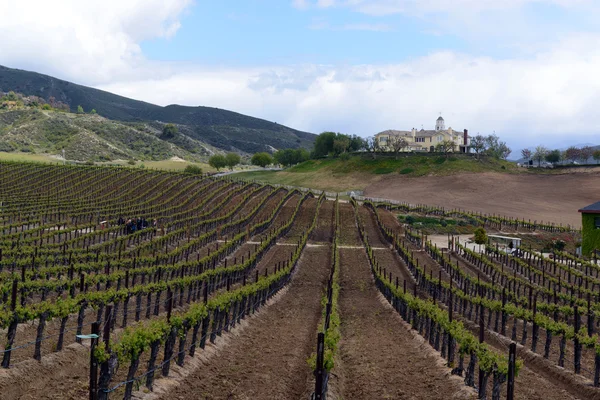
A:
[0, 65, 315, 155]
[0, 107, 216, 162]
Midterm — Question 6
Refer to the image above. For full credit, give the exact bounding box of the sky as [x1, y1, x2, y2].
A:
[2, 0, 600, 154]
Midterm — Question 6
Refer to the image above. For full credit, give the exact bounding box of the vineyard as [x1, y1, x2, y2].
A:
[0, 161, 597, 399]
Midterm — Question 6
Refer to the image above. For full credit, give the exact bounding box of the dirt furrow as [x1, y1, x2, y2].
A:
[158, 245, 332, 400]
[337, 247, 475, 399]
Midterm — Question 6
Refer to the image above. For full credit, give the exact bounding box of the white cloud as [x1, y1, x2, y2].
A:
[2, 0, 600, 152]
[0, 0, 192, 85]
[95, 33, 600, 151]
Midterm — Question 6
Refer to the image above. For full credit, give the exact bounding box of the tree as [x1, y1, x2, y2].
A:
[533, 146, 548, 166]
[251, 152, 273, 168]
[273, 148, 309, 167]
[580, 146, 593, 164]
[208, 154, 227, 171]
[77, 105, 84, 114]
[332, 137, 350, 156]
[225, 153, 241, 170]
[545, 149, 561, 165]
[90, 109, 97, 114]
[521, 148, 532, 163]
[435, 140, 455, 158]
[312, 132, 337, 158]
[593, 150, 600, 164]
[348, 135, 365, 152]
[388, 136, 409, 159]
[564, 146, 581, 164]
[470, 134, 487, 160]
[184, 165, 203, 175]
[161, 123, 178, 140]
[473, 227, 488, 245]
[364, 136, 377, 159]
[485, 134, 511, 160]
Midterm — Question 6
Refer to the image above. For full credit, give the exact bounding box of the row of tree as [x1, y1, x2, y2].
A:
[522, 145, 600, 166]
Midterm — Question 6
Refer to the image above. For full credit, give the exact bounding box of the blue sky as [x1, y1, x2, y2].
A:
[141, 1, 465, 65]
[2, 0, 600, 154]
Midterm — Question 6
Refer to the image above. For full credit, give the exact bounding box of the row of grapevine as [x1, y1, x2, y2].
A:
[352, 199, 520, 399]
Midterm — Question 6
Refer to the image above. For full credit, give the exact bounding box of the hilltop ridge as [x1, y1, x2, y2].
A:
[0, 65, 315, 155]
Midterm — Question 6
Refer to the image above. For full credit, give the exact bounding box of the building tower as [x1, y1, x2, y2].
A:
[435, 115, 445, 131]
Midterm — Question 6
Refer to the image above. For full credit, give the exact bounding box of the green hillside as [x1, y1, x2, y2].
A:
[0, 108, 216, 162]
[234, 154, 518, 192]
[0, 65, 315, 154]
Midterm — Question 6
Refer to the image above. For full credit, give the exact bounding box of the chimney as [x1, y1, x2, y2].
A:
[463, 129, 468, 146]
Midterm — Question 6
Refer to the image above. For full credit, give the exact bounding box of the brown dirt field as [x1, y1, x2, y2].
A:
[311, 200, 334, 244]
[365, 171, 600, 228]
[156, 245, 331, 400]
[337, 247, 475, 399]
[338, 203, 362, 246]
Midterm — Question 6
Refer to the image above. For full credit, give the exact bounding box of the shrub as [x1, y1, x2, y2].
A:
[184, 165, 203, 175]
[473, 227, 488, 245]
[161, 123, 178, 140]
[552, 239, 566, 251]
[251, 152, 273, 168]
[339, 152, 351, 161]
[127, 160, 136, 165]
[399, 168, 414, 175]
[405, 215, 415, 224]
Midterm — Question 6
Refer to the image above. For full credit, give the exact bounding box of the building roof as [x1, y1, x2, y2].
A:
[375, 130, 411, 137]
[437, 116, 444, 121]
[578, 201, 600, 214]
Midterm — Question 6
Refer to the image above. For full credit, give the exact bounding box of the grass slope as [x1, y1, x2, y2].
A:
[0, 108, 218, 162]
[235, 154, 518, 192]
[0, 65, 315, 153]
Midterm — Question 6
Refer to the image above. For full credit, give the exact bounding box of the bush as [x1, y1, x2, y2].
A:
[474, 227, 488, 245]
[127, 160, 136, 165]
[405, 215, 415, 224]
[184, 165, 203, 175]
[161, 123, 178, 140]
[399, 167, 414, 174]
[339, 152, 351, 161]
[251, 152, 273, 168]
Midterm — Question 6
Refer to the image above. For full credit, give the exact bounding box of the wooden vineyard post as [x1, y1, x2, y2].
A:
[507, 343, 516, 400]
[314, 332, 326, 400]
[478, 296, 486, 398]
[574, 305, 581, 374]
[89, 322, 100, 400]
[98, 305, 112, 400]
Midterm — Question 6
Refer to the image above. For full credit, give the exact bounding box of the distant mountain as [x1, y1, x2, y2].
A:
[0, 65, 315, 154]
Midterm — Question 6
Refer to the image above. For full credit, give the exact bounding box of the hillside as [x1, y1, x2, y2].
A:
[0, 65, 315, 154]
[236, 154, 600, 227]
[234, 154, 518, 191]
[0, 108, 216, 162]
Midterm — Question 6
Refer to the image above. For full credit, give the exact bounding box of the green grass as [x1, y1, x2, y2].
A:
[235, 154, 520, 192]
[288, 154, 517, 176]
[0, 152, 60, 163]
